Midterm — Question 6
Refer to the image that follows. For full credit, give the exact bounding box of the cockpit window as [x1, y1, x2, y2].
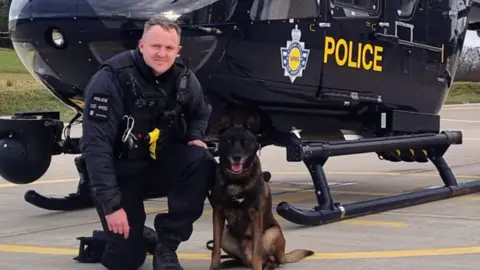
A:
[8, 0, 30, 21]
[332, 0, 379, 12]
[397, 0, 417, 17]
[79, 0, 230, 22]
[250, 0, 319, 21]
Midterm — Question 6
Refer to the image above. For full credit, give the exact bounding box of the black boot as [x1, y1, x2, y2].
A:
[152, 231, 184, 270]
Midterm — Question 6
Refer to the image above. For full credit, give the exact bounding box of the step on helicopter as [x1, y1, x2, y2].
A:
[3, 0, 480, 226]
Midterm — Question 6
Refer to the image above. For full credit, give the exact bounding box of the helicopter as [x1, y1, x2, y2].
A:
[2, 0, 480, 227]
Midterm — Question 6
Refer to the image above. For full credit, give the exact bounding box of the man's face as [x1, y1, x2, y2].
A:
[138, 25, 181, 76]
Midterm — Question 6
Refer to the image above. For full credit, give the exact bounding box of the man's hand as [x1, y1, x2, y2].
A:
[105, 208, 130, 239]
[188, 139, 207, 149]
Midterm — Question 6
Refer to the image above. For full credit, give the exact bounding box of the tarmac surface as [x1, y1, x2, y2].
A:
[1, 104, 480, 270]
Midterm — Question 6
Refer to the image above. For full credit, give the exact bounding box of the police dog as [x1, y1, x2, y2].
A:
[209, 110, 314, 270]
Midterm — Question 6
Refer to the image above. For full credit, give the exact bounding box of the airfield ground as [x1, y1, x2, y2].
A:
[0, 103, 479, 270]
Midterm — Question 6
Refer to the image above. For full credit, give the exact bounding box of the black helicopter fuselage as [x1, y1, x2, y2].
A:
[7, 0, 472, 140]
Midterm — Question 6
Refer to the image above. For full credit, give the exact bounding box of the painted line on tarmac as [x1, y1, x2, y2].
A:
[1, 244, 480, 260]
[144, 207, 168, 214]
[442, 106, 480, 111]
[0, 178, 78, 188]
[442, 103, 480, 107]
[444, 103, 480, 105]
[340, 219, 406, 228]
[1, 171, 478, 189]
[442, 104, 480, 109]
[441, 118, 480, 123]
[441, 108, 480, 111]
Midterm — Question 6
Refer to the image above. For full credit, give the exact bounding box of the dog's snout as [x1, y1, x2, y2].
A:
[232, 155, 242, 162]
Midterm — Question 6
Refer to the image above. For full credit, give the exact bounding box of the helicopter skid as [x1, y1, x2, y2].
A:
[277, 180, 480, 226]
[274, 130, 480, 226]
[23, 185, 169, 212]
[23, 155, 172, 211]
[24, 155, 93, 211]
[24, 189, 95, 211]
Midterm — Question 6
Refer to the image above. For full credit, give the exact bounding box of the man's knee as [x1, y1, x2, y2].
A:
[181, 145, 217, 183]
[102, 255, 146, 270]
[191, 146, 217, 172]
[101, 237, 147, 270]
[95, 214, 148, 270]
[185, 144, 213, 162]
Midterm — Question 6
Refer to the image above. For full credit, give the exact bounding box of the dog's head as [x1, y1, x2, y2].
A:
[216, 111, 261, 176]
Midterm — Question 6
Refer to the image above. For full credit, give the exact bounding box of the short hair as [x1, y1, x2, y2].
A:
[143, 15, 182, 41]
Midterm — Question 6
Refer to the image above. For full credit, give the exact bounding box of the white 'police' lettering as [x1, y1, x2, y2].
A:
[88, 93, 110, 122]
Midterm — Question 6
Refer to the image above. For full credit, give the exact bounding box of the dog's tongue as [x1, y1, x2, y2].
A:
[231, 163, 243, 173]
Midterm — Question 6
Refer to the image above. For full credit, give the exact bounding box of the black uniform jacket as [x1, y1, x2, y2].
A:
[80, 48, 211, 215]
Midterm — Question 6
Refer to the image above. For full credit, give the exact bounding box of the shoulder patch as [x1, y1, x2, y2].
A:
[87, 93, 110, 121]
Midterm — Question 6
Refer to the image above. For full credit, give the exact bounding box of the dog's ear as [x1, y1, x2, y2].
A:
[218, 111, 234, 134]
[243, 112, 260, 134]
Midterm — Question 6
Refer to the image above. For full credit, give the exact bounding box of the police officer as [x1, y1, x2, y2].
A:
[80, 15, 215, 270]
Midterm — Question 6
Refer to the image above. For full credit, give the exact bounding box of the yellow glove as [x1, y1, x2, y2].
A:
[148, 128, 161, 160]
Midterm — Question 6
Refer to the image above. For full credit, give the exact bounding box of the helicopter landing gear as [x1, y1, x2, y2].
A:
[24, 155, 93, 211]
[272, 130, 480, 226]
[23, 155, 168, 211]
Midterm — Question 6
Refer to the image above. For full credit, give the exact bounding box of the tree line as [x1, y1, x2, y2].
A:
[455, 46, 480, 82]
[0, 0, 10, 32]
[0, 0, 11, 47]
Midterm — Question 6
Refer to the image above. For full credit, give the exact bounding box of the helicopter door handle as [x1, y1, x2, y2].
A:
[374, 32, 399, 45]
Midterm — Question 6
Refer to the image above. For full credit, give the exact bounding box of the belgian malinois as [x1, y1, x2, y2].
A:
[209, 110, 314, 270]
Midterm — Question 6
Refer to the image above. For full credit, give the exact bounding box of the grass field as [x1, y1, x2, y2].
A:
[0, 49, 479, 123]
[0, 49, 77, 121]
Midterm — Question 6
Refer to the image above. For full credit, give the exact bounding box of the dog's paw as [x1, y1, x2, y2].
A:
[209, 264, 221, 270]
[209, 259, 222, 270]
[262, 171, 271, 182]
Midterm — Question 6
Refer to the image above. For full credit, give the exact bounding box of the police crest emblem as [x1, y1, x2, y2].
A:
[280, 24, 310, 83]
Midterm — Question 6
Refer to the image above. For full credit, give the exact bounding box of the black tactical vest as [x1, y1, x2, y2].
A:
[99, 50, 189, 160]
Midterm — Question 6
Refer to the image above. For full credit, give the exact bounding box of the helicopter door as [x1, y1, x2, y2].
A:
[240, 0, 323, 99]
[382, 0, 445, 110]
[320, 0, 388, 101]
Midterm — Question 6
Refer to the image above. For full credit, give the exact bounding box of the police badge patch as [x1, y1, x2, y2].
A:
[280, 24, 310, 83]
[88, 93, 110, 121]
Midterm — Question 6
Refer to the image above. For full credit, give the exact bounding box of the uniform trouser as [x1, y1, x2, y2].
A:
[92, 143, 217, 270]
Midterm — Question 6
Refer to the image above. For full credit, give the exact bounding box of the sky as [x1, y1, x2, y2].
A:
[464, 30, 480, 47]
